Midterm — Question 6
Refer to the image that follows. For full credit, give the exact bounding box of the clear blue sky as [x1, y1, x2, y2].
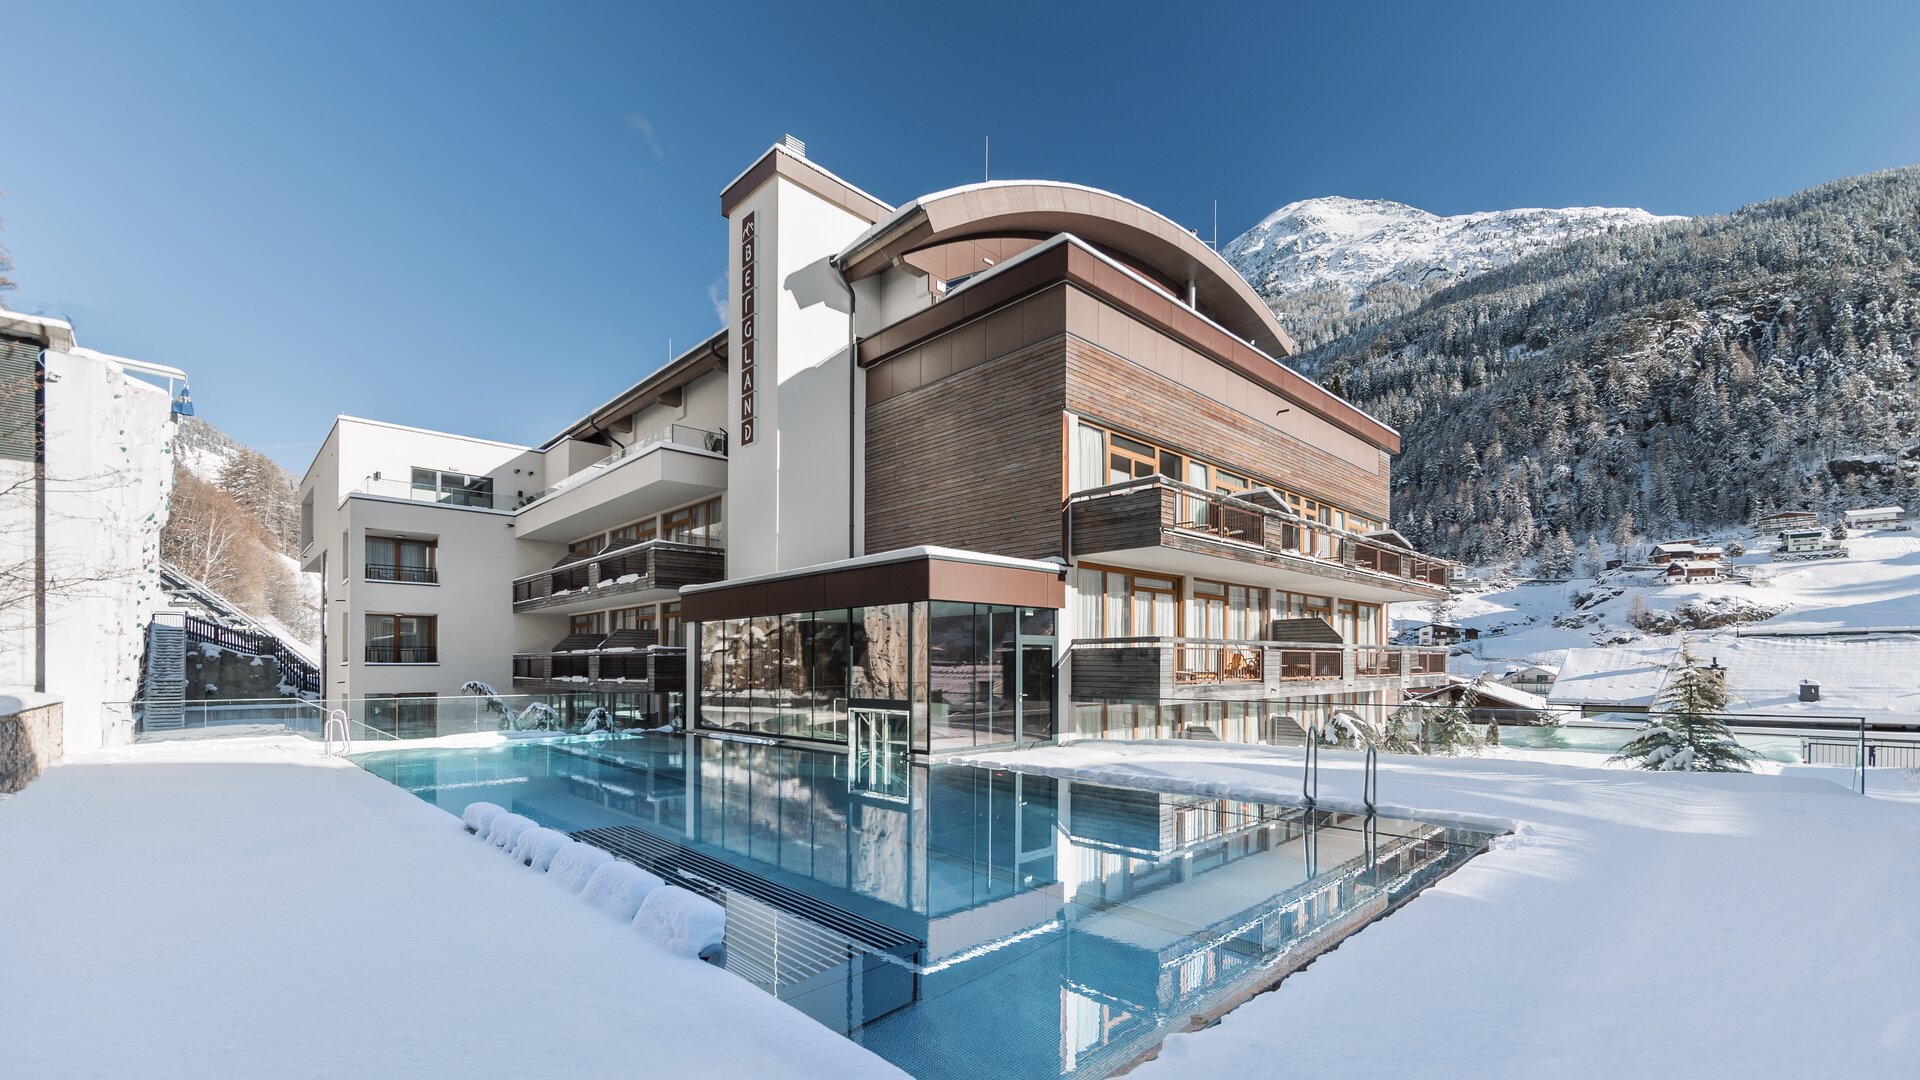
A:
[5, 0, 1917, 470]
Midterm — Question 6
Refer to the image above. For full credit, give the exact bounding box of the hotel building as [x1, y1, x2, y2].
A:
[297, 137, 1451, 747]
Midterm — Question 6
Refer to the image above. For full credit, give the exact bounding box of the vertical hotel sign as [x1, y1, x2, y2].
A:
[738, 211, 758, 446]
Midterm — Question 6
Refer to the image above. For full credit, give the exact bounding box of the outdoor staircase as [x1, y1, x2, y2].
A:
[141, 620, 189, 732]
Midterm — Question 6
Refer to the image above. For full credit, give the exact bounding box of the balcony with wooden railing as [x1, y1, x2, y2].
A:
[511, 539, 724, 614]
[1065, 477, 1453, 601]
[511, 629, 688, 693]
[1071, 636, 1449, 703]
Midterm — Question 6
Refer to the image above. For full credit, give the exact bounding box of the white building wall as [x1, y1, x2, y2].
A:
[725, 165, 871, 576]
[26, 348, 177, 749]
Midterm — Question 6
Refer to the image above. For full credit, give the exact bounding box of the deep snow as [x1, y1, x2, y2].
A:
[959, 739, 1920, 1079]
[0, 736, 902, 1079]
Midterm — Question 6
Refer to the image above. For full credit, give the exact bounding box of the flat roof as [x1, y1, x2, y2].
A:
[681, 546, 1066, 622]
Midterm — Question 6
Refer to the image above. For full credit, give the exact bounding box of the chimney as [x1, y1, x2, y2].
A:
[1800, 680, 1821, 703]
[779, 134, 807, 158]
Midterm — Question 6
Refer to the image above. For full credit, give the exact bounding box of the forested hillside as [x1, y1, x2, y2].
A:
[1285, 167, 1920, 567]
[162, 417, 317, 641]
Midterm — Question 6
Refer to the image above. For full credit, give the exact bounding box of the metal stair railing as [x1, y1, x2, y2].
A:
[322, 709, 352, 755]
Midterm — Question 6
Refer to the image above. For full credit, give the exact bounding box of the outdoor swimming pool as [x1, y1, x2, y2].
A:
[354, 733, 1494, 1079]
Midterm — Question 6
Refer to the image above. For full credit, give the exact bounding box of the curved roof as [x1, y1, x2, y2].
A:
[838, 181, 1296, 358]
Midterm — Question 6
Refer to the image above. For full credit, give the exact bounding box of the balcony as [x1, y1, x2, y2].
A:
[365, 562, 438, 584]
[349, 476, 497, 510]
[1066, 478, 1453, 603]
[1071, 637, 1448, 703]
[366, 645, 438, 665]
[511, 630, 687, 693]
[513, 425, 727, 542]
[511, 540, 725, 615]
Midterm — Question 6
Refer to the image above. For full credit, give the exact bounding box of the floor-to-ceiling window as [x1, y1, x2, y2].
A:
[699, 601, 1055, 755]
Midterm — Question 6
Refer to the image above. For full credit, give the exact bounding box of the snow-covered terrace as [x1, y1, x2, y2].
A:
[958, 739, 1920, 1078]
[0, 737, 902, 1079]
[7, 729, 1918, 1077]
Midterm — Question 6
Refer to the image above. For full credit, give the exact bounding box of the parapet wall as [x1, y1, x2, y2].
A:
[1, 697, 64, 794]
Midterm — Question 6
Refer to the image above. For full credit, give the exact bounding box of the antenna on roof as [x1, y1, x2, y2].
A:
[983, 135, 989, 182]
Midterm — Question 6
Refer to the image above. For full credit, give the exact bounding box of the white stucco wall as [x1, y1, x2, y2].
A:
[33, 348, 177, 750]
[725, 167, 872, 576]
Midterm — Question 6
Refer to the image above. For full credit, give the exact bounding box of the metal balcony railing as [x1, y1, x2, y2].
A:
[365, 562, 438, 584]
[365, 645, 437, 664]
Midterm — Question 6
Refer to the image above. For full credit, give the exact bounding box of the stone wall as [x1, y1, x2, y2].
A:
[1, 699, 64, 794]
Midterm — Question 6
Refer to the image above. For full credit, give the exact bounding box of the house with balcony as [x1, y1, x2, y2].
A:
[299, 136, 1454, 748]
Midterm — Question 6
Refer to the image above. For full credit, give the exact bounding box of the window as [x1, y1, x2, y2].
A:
[409, 468, 494, 509]
[365, 615, 436, 663]
[1076, 565, 1180, 639]
[570, 613, 605, 637]
[567, 537, 602, 558]
[365, 536, 437, 583]
[663, 498, 723, 547]
[1073, 418, 1385, 551]
[610, 606, 654, 633]
[660, 602, 683, 646]
[609, 519, 656, 549]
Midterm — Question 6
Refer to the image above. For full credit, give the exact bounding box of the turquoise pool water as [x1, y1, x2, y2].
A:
[355, 734, 1492, 1078]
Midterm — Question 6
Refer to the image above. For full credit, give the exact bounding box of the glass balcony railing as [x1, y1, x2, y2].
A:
[520, 424, 726, 507]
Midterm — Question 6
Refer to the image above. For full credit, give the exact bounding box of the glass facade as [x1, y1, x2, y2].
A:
[697, 602, 1056, 755]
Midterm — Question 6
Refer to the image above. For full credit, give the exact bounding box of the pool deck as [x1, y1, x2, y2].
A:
[0, 735, 905, 1080]
[960, 739, 1920, 1079]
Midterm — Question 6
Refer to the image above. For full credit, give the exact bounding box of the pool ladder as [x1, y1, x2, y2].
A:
[1300, 725, 1379, 814]
[322, 709, 352, 755]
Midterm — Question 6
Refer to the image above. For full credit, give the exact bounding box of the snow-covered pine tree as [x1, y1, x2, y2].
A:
[1609, 637, 1754, 772]
[1423, 673, 1486, 755]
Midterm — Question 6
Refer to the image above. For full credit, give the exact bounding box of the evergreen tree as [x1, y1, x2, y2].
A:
[1609, 638, 1754, 772]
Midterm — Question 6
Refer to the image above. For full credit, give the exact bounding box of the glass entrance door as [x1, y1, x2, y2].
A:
[1013, 641, 1055, 744]
[850, 706, 911, 800]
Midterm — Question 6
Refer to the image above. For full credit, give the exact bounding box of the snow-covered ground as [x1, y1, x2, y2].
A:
[962, 739, 1920, 1079]
[1406, 533, 1920, 678]
[0, 736, 902, 1079]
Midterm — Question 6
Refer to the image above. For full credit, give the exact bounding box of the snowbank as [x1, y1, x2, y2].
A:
[509, 826, 569, 870]
[461, 800, 505, 836]
[484, 812, 534, 851]
[636, 886, 727, 961]
[548, 840, 615, 893]
[580, 861, 664, 921]
[0, 735, 901, 1078]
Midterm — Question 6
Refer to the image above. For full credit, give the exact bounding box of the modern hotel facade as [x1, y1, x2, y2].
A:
[297, 138, 1451, 747]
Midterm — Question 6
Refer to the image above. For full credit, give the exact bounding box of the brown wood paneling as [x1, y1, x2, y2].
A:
[865, 336, 1070, 560]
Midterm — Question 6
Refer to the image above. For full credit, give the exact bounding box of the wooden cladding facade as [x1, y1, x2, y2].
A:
[863, 269, 1395, 556]
[865, 334, 1069, 559]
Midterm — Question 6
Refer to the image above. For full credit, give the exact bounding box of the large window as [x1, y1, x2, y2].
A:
[1075, 565, 1180, 639]
[409, 468, 493, 509]
[364, 536, 437, 583]
[365, 614, 436, 663]
[699, 601, 1053, 753]
[663, 498, 723, 548]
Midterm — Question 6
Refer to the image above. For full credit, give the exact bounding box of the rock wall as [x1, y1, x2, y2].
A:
[1, 698, 63, 794]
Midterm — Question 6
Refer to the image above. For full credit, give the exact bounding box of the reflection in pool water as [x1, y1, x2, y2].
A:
[355, 733, 1494, 1079]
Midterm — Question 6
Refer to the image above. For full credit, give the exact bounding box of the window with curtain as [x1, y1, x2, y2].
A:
[1077, 566, 1180, 638]
[364, 536, 437, 583]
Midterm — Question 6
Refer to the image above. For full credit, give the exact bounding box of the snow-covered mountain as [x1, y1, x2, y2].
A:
[1225, 196, 1678, 348]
